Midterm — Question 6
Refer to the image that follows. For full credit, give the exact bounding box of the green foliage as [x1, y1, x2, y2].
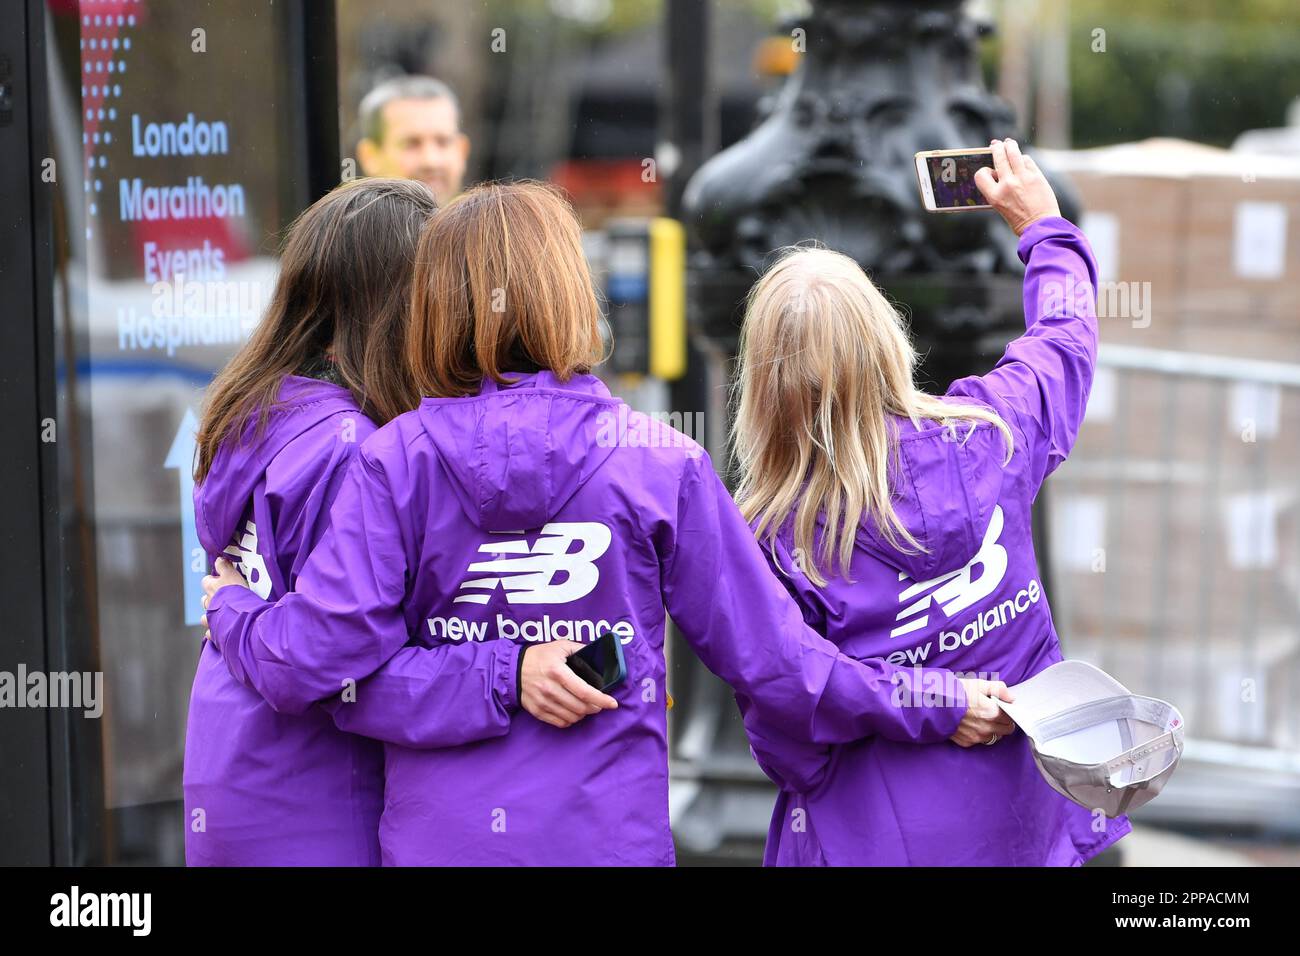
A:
[980, 0, 1300, 146]
[1069, 14, 1300, 146]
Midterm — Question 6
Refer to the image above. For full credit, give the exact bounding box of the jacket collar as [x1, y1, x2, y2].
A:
[476, 369, 612, 400]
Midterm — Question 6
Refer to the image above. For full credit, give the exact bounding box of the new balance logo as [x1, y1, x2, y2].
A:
[890, 506, 1008, 638]
[224, 520, 272, 599]
[454, 522, 612, 605]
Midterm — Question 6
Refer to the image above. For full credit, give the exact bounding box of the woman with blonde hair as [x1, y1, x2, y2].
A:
[198, 180, 988, 866]
[732, 139, 1129, 865]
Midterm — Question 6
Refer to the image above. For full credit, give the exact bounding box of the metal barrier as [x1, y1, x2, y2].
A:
[1049, 343, 1300, 832]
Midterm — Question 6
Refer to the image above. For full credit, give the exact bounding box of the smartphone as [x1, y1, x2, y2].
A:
[566, 629, 627, 692]
[915, 148, 994, 212]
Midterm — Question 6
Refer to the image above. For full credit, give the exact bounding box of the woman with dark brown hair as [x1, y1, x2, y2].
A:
[184, 177, 436, 866]
[201, 180, 971, 865]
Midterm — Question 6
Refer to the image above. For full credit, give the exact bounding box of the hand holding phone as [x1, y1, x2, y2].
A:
[519, 639, 620, 729]
[915, 139, 1061, 235]
[971, 138, 1062, 236]
[567, 629, 627, 692]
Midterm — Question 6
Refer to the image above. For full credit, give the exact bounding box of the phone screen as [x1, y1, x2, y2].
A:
[924, 151, 993, 208]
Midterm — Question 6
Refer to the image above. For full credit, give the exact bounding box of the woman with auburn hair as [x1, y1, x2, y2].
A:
[731, 138, 1130, 865]
[198, 179, 999, 866]
[185, 177, 436, 865]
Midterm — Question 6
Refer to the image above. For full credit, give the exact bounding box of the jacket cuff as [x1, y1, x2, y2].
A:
[205, 585, 265, 652]
[939, 672, 970, 739]
[891, 665, 970, 743]
[1016, 214, 1080, 263]
[498, 640, 526, 713]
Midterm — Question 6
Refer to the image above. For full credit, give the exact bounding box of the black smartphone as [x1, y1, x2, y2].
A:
[566, 629, 628, 691]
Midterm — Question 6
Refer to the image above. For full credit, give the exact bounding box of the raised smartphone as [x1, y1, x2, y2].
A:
[915, 147, 995, 212]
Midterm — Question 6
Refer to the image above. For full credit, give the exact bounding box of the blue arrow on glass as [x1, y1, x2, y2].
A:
[165, 408, 205, 626]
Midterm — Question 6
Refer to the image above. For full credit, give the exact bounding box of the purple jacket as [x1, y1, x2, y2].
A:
[205, 370, 975, 865]
[739, 216, 1132, 865]
[184, 375, 384, 866]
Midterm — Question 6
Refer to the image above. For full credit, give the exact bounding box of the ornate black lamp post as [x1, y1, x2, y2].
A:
[685, 0, 1080, 386]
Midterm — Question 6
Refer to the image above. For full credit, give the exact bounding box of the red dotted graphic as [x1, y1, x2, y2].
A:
[77, 0, 144, 240]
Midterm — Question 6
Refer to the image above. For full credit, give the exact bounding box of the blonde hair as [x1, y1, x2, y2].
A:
[407, 180, 608, 397]
[732, 245, 1014, 587]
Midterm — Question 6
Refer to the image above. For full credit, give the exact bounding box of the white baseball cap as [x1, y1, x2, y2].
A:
[995, 660, 1185, 818]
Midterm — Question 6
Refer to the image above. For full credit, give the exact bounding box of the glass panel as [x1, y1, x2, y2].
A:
[45, 0, 307, 864]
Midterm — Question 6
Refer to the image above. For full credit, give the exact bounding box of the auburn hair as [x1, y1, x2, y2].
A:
[195, 177, 436, 482]
[407, 179, 607, 397]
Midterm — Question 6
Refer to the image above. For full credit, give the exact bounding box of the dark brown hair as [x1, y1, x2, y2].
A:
[195, 177, 436, 481]
[407, 180, 607, 398]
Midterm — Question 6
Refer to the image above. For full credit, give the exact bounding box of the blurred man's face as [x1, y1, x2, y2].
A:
[358, 96, 469, 203]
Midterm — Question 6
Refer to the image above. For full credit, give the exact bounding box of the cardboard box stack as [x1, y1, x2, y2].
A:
[1037, 139, 1300, 749]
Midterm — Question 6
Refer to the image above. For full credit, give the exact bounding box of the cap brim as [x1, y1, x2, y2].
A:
[995, 660, 1131, 735]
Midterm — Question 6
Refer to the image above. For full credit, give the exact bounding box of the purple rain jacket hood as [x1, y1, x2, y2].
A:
[185, 375, 384, 866]
[858, 409, 1008, 586]
[206, 368, 976, 866]
[738, 216, 1134, 866]
[418, 373, 622, 534]
[193, 376, 367, 582]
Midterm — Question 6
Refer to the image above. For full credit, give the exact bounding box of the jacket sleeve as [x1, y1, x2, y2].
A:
[208, 417, 363, 698]
[736, 690, 836, 793]
[317, 641, 519, 748]
[734, 534, 833, 792]
[659, 450, 969, 750]
[206, 451, 522, 738]
[946, 215, 1100, 491]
